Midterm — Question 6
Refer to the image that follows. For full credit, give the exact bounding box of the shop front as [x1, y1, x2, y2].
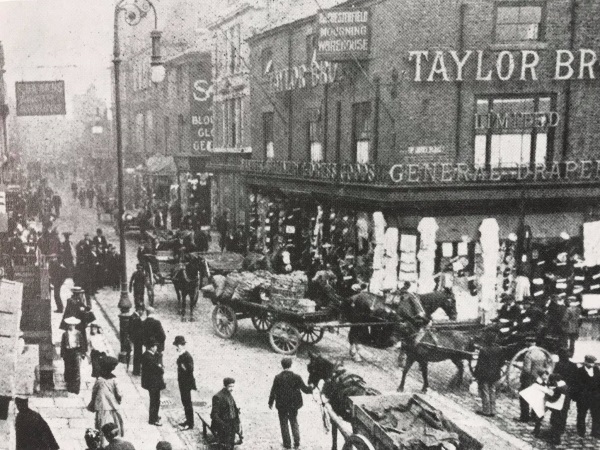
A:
[174, 154, 211, 225]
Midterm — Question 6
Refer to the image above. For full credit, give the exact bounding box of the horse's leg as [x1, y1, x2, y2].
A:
[451, 358, 465, 389]
[398, 352, 415, 392]
[420, 360, 429, 393]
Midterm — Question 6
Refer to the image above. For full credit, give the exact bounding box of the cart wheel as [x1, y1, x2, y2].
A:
[342, 434, 376, 450]
[212, 304, 238, 339]
[300, 326, 324, 345]
[269, 321, 301, 355]
[251, 313, 273, 332]
[505, 347, 554, 397]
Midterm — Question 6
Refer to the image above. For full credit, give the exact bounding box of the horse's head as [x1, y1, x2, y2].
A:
[307, 352, 341, 387]
[441, 288, 458, 321]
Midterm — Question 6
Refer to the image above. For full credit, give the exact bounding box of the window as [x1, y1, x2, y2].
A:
[306, 34, 317, 64]
[176, 66, 184, 97]
[263, 112, 274, 159]
[474, 95, 554, 168]
[226, 25, 241, 75]
[352, 102, 372, 163]
[307, 109, 322, 162]
[223, 98, 243, 147]
[495, 4, 543, 42]
[261, 47, 273, 75]
[163, 116, 170, 155]
[178, 114, 184, 153]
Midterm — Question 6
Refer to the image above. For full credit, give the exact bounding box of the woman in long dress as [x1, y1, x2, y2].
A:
[87, 356, 124, 441]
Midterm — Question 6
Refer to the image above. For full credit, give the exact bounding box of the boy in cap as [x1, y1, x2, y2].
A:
[174, 335, 196, 430]
[211, 377, 240, 450]
[102, 423, 135, 450]
[269, 357, 313, 449]
[576, 354, 600, 437]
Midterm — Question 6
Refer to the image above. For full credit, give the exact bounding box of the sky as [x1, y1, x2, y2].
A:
[0, 0, 114, 109]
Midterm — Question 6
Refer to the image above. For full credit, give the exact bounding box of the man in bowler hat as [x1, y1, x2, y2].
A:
[269, 357, 313, 449]
[173, 335, 196, 430]
[576, 354, 600, 437]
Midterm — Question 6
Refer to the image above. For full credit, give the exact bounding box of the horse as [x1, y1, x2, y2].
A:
[343, 289, 457, 362]
[171, 254, 207, 315]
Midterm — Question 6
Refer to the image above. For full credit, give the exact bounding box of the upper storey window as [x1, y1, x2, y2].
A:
[495, 4, 544, 42]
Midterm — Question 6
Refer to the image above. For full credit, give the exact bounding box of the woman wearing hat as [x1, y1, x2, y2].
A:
[61, 316, 85, 394]
[87, 356, 124, 444]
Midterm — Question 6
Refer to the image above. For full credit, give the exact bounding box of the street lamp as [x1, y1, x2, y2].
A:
[113, 0, 163, 363]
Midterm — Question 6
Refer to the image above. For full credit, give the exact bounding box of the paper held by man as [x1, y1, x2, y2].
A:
[519, 383, 565, 417]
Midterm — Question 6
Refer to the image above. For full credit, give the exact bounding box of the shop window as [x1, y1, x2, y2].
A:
[306, 33, 317, 64]
[261, 47, 273, 75]
[308, 109, 323, 162]
[263, 112, 274, 159]
[495, 4, 544, 42]
[227, 25, 241, 75]
[474, 95, 553, 168]
[352, 102, 372, 163]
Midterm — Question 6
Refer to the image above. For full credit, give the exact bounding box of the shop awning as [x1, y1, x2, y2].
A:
[435, 212, 583, 242]
[145, 155, 177, 176]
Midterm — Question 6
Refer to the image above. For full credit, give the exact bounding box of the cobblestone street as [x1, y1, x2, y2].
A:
[27, 190, 600, 449]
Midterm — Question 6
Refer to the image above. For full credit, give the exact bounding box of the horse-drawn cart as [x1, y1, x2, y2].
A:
[211, 296, 338, 354]
[200, 251, 244, 277]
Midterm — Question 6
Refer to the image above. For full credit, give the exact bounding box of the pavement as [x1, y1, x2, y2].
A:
[22, 180, 600, 449]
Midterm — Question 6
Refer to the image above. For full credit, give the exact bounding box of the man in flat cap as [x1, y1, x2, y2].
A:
[211, 377, 240, 450]
[173, 335, 196, 430]
[269, 357, 313, 449]
[15, 397, 59, 450]
[576, 354, 600, 437]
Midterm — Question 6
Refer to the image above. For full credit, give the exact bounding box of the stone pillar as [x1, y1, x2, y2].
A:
[417, 218, 438, 294]
[479, 218, 499, 324]
[369, 212, 386, 294]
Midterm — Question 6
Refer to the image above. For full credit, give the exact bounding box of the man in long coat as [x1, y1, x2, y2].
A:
[129, 306, 145, 376]
[142, 307, 166, 353]
[141, 340, 165, 426]
[15, 397, 59, 450]
[173, 335, 196, 430]
[211, 377, 240, 450]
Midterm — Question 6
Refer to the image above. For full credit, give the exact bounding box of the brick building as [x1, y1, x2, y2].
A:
[243, 0, 600, 318]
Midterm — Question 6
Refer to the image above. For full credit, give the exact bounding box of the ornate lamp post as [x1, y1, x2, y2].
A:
[113, 0, 164, 362]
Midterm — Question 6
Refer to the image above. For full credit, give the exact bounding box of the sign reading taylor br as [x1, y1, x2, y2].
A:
[317, 8, 371, 61]
[15, 81, 65, 116]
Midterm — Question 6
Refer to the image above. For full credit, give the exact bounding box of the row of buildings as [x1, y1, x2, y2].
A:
[117, 0, 600, 314]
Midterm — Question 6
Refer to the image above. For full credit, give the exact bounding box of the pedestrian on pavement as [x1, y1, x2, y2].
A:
[87, 186, 96, 208]
[71, 181, 78, 201]
[142, 307, 166, 353]
[88, 322, 109, 378]
[129, 307, 145, 376]
[553, 348, 579, 399]
[51, 192, 62, 218]
[156, 442, 172, 450]
[129, 264, 149, 310]
[269, 357, 313, 449]
[216, 211, 230, 252]
[88, 356, 124, 442]
[15, 397, 60, 450]
[545, 373, 571, 445]
[79, 188, 87, 207]
[141, 340, 166, 426]
[60, 231, 75, 279]
[564, 295, 582, 357]
[173, 335, 196, 430]
[211, 377, 241, 450]
[61, 316, 86, 395]
[60, 286, 93, 352]
[516, 339, 551, 422]
[102, 423, 136, 450]
[48, 254, 66, 313]
[576, 354, 600, 437]
[84, 428, 103, 450]
[531, 370, 551, 438]
[473, 332, 505, 417]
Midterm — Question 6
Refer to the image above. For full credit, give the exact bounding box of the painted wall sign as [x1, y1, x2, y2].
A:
[267, 60, 340, 93]
[15, 81, 65, 116]
[474, 111, 560, 130]
[408, 146, 445, 154]
[408, 49, 600, 82]
[317, 8, 371, 61]
[190, 57, 213, 153]
[389, 161, 600, 183]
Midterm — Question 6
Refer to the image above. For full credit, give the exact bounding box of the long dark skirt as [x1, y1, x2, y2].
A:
[63, 349, 81, 394]
[90, 350, 106, 378]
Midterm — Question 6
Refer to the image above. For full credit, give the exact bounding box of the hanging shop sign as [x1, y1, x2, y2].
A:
[316, 8, 371, 61]
[408, 49, 600, 82]
[15, 81, 65, 116]
[190, 57, 213, 153]
[389, 161, 600, 183]
[267, 60, 340, 93]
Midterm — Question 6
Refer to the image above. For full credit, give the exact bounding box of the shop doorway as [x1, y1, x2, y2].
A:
[188, 177, 211, 226]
